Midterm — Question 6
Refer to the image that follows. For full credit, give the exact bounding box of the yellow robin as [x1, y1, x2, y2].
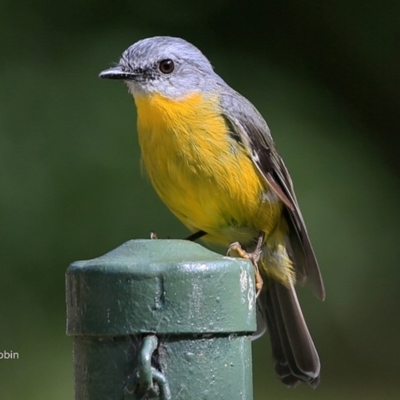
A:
[100, 36, 325, 387]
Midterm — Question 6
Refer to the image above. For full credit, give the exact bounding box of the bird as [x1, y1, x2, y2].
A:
[99, 36, 325, 387]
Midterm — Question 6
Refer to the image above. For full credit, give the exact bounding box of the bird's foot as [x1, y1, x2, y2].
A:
[227, 232, 265, 297]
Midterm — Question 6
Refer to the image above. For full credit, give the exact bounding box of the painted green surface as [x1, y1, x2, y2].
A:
[67, 240, 256, 399]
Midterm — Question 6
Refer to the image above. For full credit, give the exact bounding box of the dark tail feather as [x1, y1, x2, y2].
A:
[264, 279, 320, 387]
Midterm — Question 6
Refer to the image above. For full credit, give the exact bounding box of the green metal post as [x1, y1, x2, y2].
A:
[66, 239, 256, 399]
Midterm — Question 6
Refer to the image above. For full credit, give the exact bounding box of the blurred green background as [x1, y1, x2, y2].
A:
[1, 1, 400, 399]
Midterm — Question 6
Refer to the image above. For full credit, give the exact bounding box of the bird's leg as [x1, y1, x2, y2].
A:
[227, 231, 265, 297]
[150, 230, 206, 240]
[185, 230, 207, 241]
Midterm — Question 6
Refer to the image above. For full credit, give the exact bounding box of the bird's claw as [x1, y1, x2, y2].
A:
[227, 241, 264, 297]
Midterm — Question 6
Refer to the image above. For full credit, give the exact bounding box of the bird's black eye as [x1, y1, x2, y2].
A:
[158, 59, 175, 74]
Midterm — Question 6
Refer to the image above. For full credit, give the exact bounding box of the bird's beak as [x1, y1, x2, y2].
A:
[99, 66, 136, 80]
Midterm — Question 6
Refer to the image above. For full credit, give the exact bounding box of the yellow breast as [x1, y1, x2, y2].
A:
[134, 92, 282, 245]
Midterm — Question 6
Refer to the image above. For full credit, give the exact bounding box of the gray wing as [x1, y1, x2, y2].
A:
[219, 88, 325, 300]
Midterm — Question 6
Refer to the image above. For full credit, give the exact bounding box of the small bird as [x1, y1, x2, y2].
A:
[99, 36, 325, 387]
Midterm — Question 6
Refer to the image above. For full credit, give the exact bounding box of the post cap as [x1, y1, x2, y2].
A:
[66, 240, 256, 336]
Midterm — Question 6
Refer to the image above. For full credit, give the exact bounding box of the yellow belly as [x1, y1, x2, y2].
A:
[134, 92, 283, 246]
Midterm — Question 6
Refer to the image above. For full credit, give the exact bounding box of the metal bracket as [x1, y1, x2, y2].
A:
[125, 335, 171, 400]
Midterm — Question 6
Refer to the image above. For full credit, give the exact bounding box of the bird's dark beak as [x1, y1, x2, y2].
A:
[99, 66, 136, 80]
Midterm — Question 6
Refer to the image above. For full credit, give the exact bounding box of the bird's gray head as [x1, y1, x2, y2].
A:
[99, 36, 220, 99]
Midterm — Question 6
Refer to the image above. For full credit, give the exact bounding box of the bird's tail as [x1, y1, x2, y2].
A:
[259, 279, 320, 387]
